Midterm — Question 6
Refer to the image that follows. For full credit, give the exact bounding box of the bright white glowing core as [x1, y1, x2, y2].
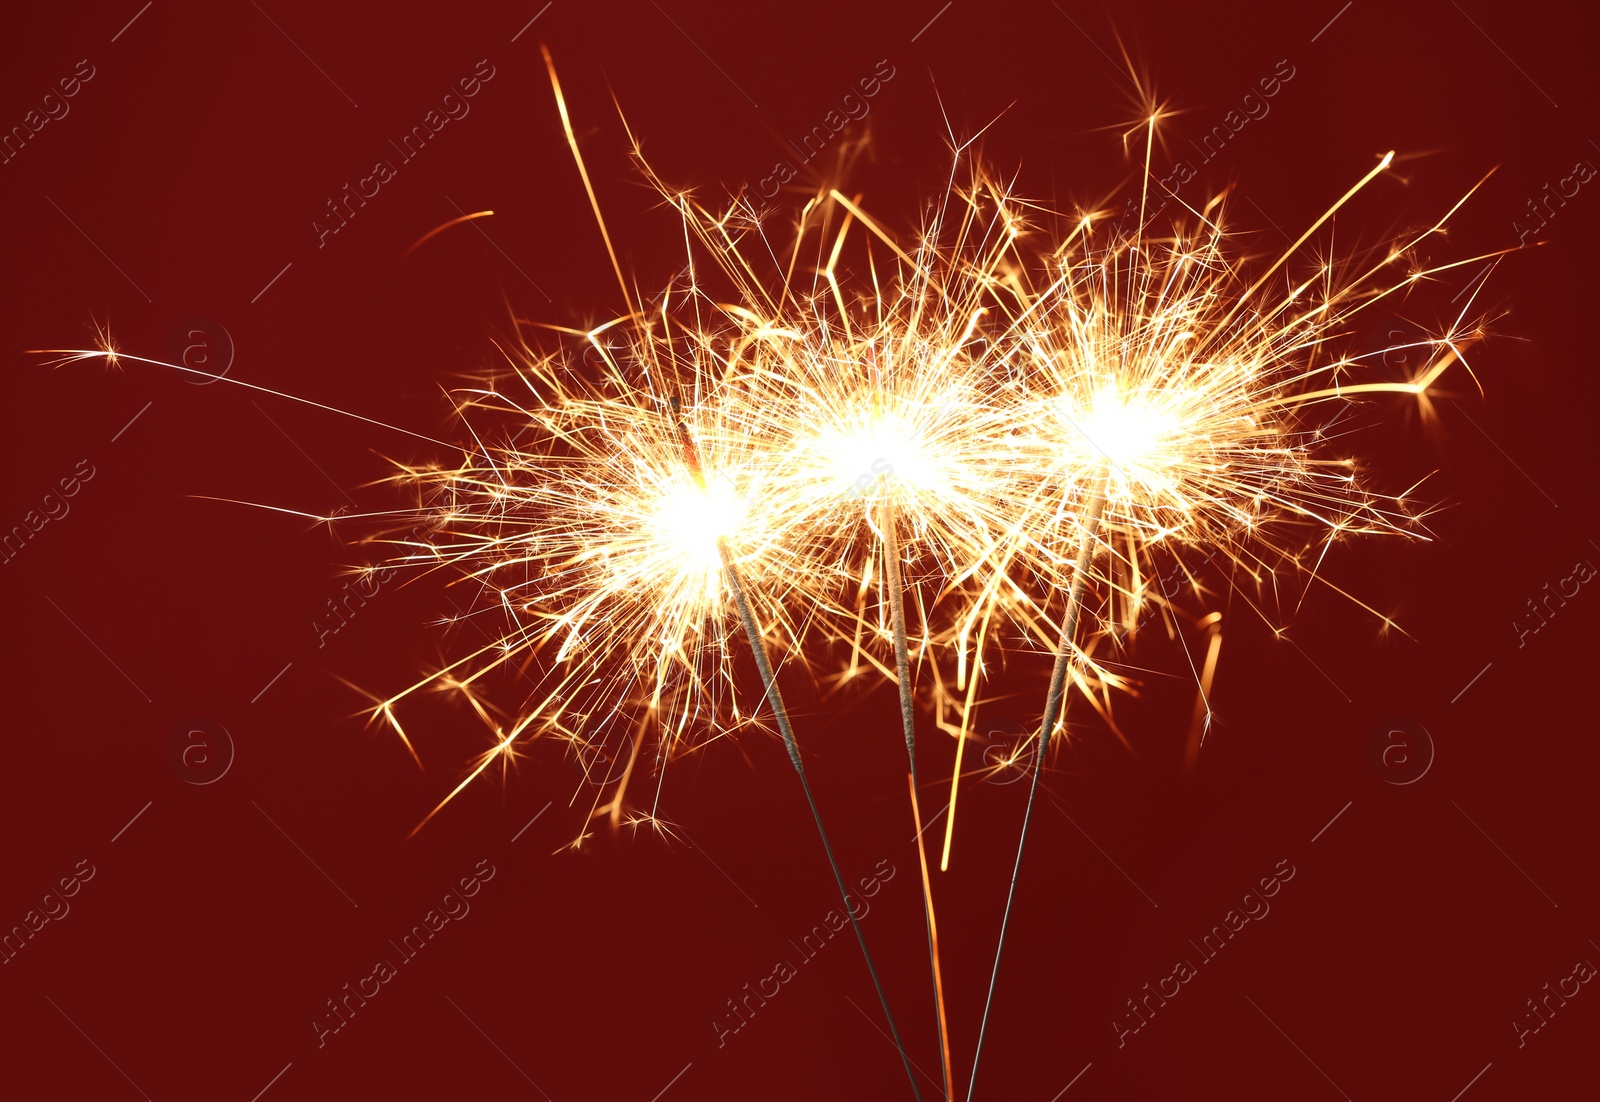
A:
[819, 414, 938, 496]
[655, 479, 746, 573]
[1062, 383, 1181, 471]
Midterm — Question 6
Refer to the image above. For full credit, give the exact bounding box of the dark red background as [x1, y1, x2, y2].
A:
[3, 2, 1597, 1099]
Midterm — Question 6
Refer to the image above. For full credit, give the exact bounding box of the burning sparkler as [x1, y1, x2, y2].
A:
[959, 116, 1502, 1095]
[718, 213, 1011, 1102]
[372, 304, 931, 1097]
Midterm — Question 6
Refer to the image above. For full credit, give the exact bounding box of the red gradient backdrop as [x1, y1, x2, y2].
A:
[2, 2, 1597, 1099]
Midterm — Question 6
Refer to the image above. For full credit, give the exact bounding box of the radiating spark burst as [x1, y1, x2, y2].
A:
[990, 149, 1502, 643]
[714, 210, 1021, 677]
[377, 317, 821, 837]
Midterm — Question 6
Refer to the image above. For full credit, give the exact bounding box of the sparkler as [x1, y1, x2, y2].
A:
[959, 118, 1502, 1094]
[671, 170, 1040, 1096]
[376, 310, 933, 1098]
[674, 395, 925, 1101]
[523, 49, 929, 1096]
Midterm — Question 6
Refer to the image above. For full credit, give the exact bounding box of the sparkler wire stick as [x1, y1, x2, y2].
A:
[882, 498, 955, 1101]
[673, 402, 923, 1101]
[719, 548, 923, 1101]
[881, 502, 919, 767]
[967, 490, 1106, 1101]
[909, 771, 955, 1099]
